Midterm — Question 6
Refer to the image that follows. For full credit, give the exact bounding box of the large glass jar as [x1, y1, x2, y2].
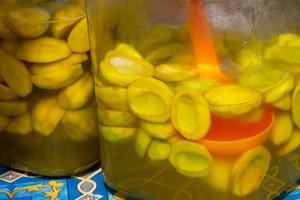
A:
[0, 0, 99, 176]
[87, 0, 300, 199]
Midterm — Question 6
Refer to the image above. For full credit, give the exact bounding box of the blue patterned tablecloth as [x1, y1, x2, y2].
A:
[0, 166, 299, 200]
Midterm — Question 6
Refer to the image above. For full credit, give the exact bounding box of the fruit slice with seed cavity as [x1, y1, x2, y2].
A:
[135, 128, 152, 158]
[99, 125, 136, 143]
[140, 120, 176, 139]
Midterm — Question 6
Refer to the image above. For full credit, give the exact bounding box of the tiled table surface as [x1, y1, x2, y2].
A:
[0, 166, 299, 200]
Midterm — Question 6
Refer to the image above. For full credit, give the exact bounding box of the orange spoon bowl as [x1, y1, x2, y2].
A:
[199, 106, 274, 157]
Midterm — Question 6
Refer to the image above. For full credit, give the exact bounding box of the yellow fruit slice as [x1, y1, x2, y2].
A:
[0, 100, 28, 116]
[98, 108, 137, 127]
[62, 107, 97, 142]
[32, 96, 65, 136]
[135, 128, 152, 158]
[270, 111, 293, 146]
[0, 84, 18, 101]
[58, 71, 94, 110]
[0, 17, 17, 40]
[169, 140, 213, 178]
[99, 125, 136, 143]
[6, 112, 31, 135]
[235, 46, 263, 69]
[277, 130, 300, 157]
[31, 53, 88, 74]
[31, 64, 83, 89]
[0, 115, 10, 132]
[292, 85, 300, 129]
[67, 18, 90, 53]
[0, 50, 32, 97]
[171, 91, 210, 140]
[136, 24, 177, 53]
[204, 85, 262, 116]
[174, 77, 220, 94]
[147, 139, 171, 162]
[272, 94, 291, 111]
[7, 7, 51, 38]
[154, 63, 197, 82]
[170, 53, 196, 66]
[128, 77, 172, 123]
[17, 37, 72, 63]
[238, 107, 265, 123]
[51, 5, 85, 38]
[231, 146, 271, 197]
[95, 85, 129, 111]
[205, 159, 233, 192]
[140, 121, 176, 139]
[99, 44, 154, 87]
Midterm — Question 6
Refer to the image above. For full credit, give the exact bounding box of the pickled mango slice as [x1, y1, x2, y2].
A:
[273, 95, 291, 111]
[292, 85, 300, 129]
[146, 43, 188, 65]
[140, 121, 176, 139]
[128, 77, 172, 123]
[58, 72, 94, 110]
[270, 111, 293, 146]
[31, 53, 88, 74]
[238, 107, 265, 123]
[0, 40, 18, 54]
[51, 5, 85, 38]
[67, 18, 90, 53]
[96, 86, 129, 111]
[62, 107, 97, 142]
[147, 139, 171, 162]
[7, 7, 51, 38]
[154, 63, 197, 82]
[171, 92, 210, 140]
[204, 85, 262, 116]
[0, 100, 28, 116]
[205, 159, 233, 192]
[136, 24, 177, 53]
[0, 84, 18, 101]
[0, 17, 17, 40]
[264, 33, 300, 64]
[169, 140, 213, 178]
[98, 108, 137, 127]
[0, 50, 32, 97]
[175, 77, 220, 94]
[231, 146, 271, 197]
[6, 112, 31, 135]
[135, 128, 152, 158]
[239, 67, 290, 93]
[99, 125, 136, 143]
[32, 96, 65, 136]
[170, 54, 196, 66]
[0, 115, 9, 132]
[235, 46, 263, 69]
[277, 130, 300, 157]
[17, 37, 72, 63]
[32, 64, 83, 89]
[99, 44, 154, 87]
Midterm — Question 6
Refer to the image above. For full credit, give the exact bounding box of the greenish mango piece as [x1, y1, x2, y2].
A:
[99, 125, 136, 143]
[169, 140, 213, 178]
[140, 121, 176, 139]
[272, 95, 291, 111]
[98, 108, 137, 127]
[0, 115, 9, 132]
[147, 139, 171, 162]
[6, 112, 32, 135]
[270, 111, 293, 146]
[0, 100, 28, 116]
[264, 33, 300, 64]
[136, 24, 177, 54]
[204, 85, 262, 116]
[135, 128, 152, 158]
[235, 46, 264, 70]
[154, 63, 197, 82]
[95, 85, 129, 111]
[174, 77, 220, 94]
[277, 130, 300, 157]
[99, 44, 154, 87]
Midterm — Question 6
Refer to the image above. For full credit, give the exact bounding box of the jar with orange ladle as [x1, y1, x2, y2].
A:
[86, 0, 300, 199]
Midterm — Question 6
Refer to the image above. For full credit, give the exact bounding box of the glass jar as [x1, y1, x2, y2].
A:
[0, 0, 99, 176]
[87, 0, 300, 199]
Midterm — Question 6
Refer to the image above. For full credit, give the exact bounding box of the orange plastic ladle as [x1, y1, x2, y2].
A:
[187, 0, 233, 83]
